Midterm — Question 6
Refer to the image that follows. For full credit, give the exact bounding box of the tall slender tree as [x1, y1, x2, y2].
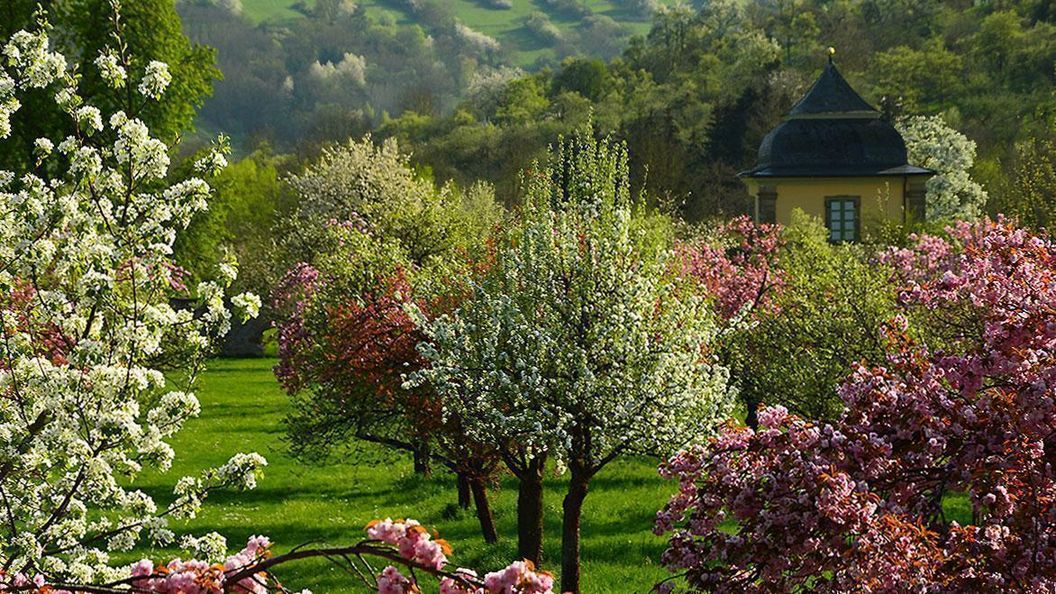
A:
[412, 126, 734, 592]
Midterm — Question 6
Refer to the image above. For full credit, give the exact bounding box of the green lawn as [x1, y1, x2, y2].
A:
[125, 358, 673, 593]
[239, 0, 303, 21]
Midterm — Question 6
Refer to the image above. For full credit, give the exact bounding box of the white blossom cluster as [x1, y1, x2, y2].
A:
[307, 52, 367, 88]
[138, 60, 172, 101]
[0, 21, 263, 584]
[898, 114, 988, 221]
[454, 22, 502, 54]
[410, 137, 734, 473]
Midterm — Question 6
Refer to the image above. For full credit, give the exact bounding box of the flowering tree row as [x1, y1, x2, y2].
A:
[273, 124, 744, 593]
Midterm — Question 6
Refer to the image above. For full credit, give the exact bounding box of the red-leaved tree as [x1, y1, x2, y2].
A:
[273, 262, 501, 543]
[656, 219, 1056, 592]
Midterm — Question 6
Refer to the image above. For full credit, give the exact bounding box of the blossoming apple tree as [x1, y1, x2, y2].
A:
[0, 7, 271, 587]
[656, 218, 1056, 592]
[0, 9, 556, 594]
[411, 128, 734, 593]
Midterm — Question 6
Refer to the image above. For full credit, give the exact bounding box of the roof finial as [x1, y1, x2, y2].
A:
[827, 46, 836, 64]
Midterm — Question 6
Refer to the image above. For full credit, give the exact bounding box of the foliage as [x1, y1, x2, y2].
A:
[657, 219, 1056, 592]
[411, 127, 734, 592]
[991, 137, 1056, 229]
[277, 136, 499, 274]
[871, 39, 964, 113]
[173, 148, 293, 293]
[0, 14, 265, 584]
[722, 211, 900, 422]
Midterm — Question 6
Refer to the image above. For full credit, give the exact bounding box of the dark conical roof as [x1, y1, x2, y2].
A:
[741, 58, 933, 179]
[788, 59, 877, 117]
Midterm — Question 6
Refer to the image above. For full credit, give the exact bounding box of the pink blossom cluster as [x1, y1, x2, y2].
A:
[366, 519, 553, 594]
[481, 560, 555, 593]
[675, 216, 784, 320]
[657, 219, 1056, 592]
[366, 518, 450, 570]
[376, 565, 415, 594]
[0, 572, 73, 594]
[129, 536, 272, 594]
[437, 561, 554, 594]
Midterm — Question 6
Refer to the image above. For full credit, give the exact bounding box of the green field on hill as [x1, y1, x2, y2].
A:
[239, 0, 674, 66]
[125, 358, 673, 593]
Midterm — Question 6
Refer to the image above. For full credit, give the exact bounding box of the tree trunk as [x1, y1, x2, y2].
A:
[470, 477, 499, 544]
[412, 443, 431, 475]
[516, 456, 546, 566]
[456, 472, 472, 510]
[744, 391, 760, 431]
[560, 471, 590, 594]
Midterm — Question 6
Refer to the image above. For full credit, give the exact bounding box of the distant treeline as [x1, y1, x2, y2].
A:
[177, 0, 502, 151]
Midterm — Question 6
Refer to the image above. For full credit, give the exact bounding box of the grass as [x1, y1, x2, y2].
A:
[238, 0, 674, 67]
[238, 0, 304, 22]
[123, 358, 673, 593]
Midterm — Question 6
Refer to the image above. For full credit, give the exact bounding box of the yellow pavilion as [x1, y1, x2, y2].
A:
[740, 53, 933, 241]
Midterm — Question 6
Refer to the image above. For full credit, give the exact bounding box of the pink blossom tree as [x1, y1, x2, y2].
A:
[656, 219, 1056, 592]
[674, 215, 784, 322]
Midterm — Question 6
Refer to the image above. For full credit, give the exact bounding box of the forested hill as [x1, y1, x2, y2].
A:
[177, 0, 1056, 226]
[374, 0, 1056, 222]
[238, 0, 673, 65]
[177, 0, 675, 148]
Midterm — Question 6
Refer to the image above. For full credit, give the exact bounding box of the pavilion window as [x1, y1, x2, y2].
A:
[757, 186, 777, 224]
[825, 196, 859, 242]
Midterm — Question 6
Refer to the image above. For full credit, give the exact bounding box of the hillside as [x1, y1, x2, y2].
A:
[238, 0, 676, 67]
[179, 0, 684, 150]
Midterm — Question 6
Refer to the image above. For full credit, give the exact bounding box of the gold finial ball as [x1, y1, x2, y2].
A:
[827, 46, 836, 56]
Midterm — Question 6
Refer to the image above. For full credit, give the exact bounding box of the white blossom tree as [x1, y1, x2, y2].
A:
[0, 7, 265, 586]
[410, 128, 734, 594]
[898, 114, 988, 221]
